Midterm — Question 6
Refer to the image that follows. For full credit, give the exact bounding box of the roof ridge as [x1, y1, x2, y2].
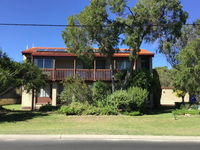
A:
[22, 47, 154, 56]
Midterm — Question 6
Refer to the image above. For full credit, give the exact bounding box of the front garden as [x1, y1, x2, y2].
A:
[1, 104, 200, 135]
[52, 70, 153, 116]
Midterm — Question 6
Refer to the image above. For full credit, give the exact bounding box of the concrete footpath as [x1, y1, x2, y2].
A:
[0, 135, 200, 142]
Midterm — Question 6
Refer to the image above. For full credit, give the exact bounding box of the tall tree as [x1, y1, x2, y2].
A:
[174, 38, 200, 97]
[62, 0, 187, 90]
[117, 0, 188, 87]
[62, 0, 122, 92]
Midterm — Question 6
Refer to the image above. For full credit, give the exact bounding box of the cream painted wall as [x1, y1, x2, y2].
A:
[52, 82, 57, 106]
[160, 88, 189, 105]
[21, 89, 32, 109]
[0, 98, 20, 105]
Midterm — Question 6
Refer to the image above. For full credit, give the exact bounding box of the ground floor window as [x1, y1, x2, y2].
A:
[38, 84, 51, 97]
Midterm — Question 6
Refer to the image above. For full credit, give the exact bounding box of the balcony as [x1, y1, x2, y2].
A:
[42, 68, 112, 81]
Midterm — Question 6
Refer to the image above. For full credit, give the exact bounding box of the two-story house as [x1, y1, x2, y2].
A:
[21, 47, 154, 109]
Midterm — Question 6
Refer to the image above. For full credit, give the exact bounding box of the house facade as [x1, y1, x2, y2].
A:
[21, 47, 154, 109]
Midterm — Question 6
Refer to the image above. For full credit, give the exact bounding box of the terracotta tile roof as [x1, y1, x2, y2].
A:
[22, 47, 154, 57]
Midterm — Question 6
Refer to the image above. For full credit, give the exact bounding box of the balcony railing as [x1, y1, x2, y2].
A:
[42, 68, 112, 81]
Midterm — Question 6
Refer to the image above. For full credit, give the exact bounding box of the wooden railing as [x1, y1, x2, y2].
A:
[42, 69, 112, 81]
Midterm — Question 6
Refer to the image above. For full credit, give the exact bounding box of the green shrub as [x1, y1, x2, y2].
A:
[58, 102, 118, 116]
[190, 104, 199, 110]
[39, 104, 59, 112]
[58, 102, 89, 115]
[129, 71, 153, 91]
[84, 106, 102, 115]
[106, 87, 148, 112]
[57, 106, 74, 115]
[115, 70, 153, 91]
[127, 87, 149, 112]
[152, 69, 162, 108]
[92, 81, 110, 102]
[123, 111, 141, 116]
[106, 90, 130, 112]
[99, 105, 119, 115]
[114, 69, 127, 90]
[180, 103, 190, 109]
[60, 76, 93, 104]
[172, 109, 200, 115]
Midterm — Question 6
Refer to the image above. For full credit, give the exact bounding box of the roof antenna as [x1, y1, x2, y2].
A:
[32, 42, 35, 48]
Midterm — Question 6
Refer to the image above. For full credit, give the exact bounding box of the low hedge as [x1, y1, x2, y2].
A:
[172, 109, 200, 115]
[122, 111, 142, 116]
[39, 105, 59, 112]
[57, 102, 119, 116]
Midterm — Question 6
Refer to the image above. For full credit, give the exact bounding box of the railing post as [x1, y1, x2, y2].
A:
[114, 59, 116, 70]
[73, 58, 76, 77]
[149, 57, 152, 73]
[94, 60, 96, 81]
[53, 59, 56, 81]
[133, 59, 137, 71]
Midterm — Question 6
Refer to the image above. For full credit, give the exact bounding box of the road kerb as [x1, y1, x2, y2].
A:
[1, 135, 200, 142]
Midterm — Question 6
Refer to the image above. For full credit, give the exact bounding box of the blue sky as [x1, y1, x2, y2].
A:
[0, 0, 199, 68]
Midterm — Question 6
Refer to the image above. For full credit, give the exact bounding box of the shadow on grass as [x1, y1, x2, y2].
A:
[144, 106, 174, 115]
[0, 111, 48, 123]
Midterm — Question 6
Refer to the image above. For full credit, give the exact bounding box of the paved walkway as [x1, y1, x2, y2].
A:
[0, 135, 200, 142]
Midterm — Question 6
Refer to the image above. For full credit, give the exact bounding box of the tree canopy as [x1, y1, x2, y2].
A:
[161, 19, 200, 67]
[174, 38, 200, 96]
[0, 50, 46, 97]
[62, 0, 187, 91]
[154, 67, 174, 88]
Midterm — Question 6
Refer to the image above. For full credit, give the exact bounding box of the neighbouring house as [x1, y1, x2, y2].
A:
[0, 89, 21, 106]
[21, 47, 154, 109]
[160, 87, 189, 106]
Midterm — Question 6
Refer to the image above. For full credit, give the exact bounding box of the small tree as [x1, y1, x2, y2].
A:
[107, 87, 148, 112]
[0, 50, 47, 110]
[0, 50, 46, 97]
[152, 69, 162, 108]
[129, 70, 153, 91]
[154, 67, 174, 88]
[60, 76, 93, 104]
[92, 81, 110, 102]
[173, 89, 186, 104]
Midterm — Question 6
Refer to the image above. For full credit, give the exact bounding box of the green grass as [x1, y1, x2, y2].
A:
[1, 105, 200, 135]
[2, 104, 22, 111]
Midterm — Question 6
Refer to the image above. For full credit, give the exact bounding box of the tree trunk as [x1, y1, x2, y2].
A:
[121, 59, 135, 89]
[181, 96, 185, 105]
[108, 55, 115, 93]
[31, 89, 35, 111]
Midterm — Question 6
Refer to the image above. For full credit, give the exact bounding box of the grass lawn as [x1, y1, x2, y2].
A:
[1, 105, 200, 135]
[2, 104, 22, 111]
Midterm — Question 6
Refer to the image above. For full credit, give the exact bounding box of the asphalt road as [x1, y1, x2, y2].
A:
[0, 140, 200, 150]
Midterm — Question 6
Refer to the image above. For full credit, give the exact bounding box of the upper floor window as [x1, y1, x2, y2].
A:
[96, 59, 106, 69]
[117, 59, 130, 70]
[141, 57, 150, 70]
[34, 58, 53, 69]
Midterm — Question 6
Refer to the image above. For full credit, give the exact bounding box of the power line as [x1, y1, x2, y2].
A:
[0, 23, 199, 27]
[0, 23, 77, 27]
